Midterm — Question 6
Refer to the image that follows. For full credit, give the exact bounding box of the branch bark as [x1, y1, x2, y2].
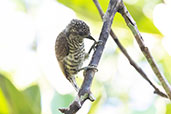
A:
[117, 1, 171, 100]
[93, 0, 168, 98]
[59, 0, 121, 113]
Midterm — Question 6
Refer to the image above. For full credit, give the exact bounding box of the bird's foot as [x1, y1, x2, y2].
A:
[93, 40, 103, 51]
[77, 65, 98, 73]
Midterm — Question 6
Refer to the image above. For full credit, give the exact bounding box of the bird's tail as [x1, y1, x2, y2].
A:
[68, 76, 79, 92]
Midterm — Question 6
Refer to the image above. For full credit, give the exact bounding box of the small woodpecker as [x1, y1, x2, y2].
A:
[55, 19, 98, 92]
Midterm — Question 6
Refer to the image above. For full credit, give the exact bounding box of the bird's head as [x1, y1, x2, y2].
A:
[65, 19, 95, 42]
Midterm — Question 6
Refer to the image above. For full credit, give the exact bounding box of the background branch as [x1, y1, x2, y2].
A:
[93, 0, 168, 98]
[117, 1, 171, 100]
[59, 0, 121, 113]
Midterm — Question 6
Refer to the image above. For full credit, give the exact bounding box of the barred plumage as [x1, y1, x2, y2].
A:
[64, 39, 86, 74]
[55, 19, 96, 92]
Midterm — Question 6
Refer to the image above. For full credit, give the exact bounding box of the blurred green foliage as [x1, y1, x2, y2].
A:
[51, 92, 74, 114]
[166, 103, 171, 114]
[0, 87, 9, 113]
[12, 0, 27, 11]
[0, 74, 41, 114]
[57, 0, 162, 34]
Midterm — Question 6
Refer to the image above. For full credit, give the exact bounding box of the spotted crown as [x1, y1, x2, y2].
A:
[67, 19, 90, 36]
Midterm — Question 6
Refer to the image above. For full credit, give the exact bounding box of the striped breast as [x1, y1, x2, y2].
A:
[64, 38, 86, 76]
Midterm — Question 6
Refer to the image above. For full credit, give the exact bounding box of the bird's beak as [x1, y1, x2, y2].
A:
[86, 35, 96, 42]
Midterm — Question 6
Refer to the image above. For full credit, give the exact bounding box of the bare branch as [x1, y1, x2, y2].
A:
[59, 0, 121, 113]
[118, 1, 171, 100]
[93, 0, 168, 98]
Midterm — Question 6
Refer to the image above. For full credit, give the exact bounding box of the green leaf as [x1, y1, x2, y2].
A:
[124, 3, 161, 34]
[22, 85, 41, 114]
[57, 0, 109, 21]
[166, 103, 171, 114]
[0, 88, 9, 114]
[57, 0, 162, 34]
[51, 92, 74, 114]
[0, 74, 41, 114]
[88, 94, 102, 114]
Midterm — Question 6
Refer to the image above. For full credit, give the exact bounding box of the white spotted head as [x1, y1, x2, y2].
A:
[66, 19, 91, 39]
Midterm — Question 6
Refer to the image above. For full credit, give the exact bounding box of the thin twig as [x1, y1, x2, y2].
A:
[93, 0, 168, 98]
[59, 0, 121, 113]
[118, 1, 171, 100]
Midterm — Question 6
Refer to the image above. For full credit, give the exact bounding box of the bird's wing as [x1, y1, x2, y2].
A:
[55, 31, 69, 76]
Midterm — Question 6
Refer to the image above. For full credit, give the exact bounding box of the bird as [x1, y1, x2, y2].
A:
[55, 19, 98, 92]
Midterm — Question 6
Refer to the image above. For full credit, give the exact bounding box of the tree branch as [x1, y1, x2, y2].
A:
[59, 0, 121, 113]
[93, 0, 168, 98]
[117, 1, 171, 100]
[59, 0, 171, 113]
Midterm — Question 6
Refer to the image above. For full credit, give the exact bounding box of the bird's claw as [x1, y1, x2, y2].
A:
[96, 40, 103, 45]
[81, 65, 98, 76]
[93, 40, 103, 51]
[77, 65, 98, 73]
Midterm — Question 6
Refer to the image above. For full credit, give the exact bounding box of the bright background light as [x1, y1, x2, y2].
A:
[0, 0, 171, 114]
